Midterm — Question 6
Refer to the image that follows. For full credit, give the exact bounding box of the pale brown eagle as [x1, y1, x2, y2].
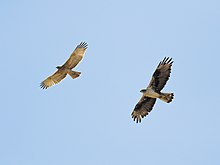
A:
[40, 42, 88, 89]
[131, 57, 174, 123]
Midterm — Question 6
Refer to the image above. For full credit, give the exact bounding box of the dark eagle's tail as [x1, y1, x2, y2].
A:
[159, 92, 174, 103]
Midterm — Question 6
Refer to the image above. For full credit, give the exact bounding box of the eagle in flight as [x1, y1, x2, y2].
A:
[40, 42, 88, 89]
[131, 57, 174, 123]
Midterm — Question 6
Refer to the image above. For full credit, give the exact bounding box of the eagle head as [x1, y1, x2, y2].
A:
[56, 66, 62, 69]
[140, 89, 147, 93]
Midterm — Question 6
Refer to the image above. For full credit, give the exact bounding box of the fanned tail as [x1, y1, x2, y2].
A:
[67, 70, 81, 79]
[159, 92, 174, 103]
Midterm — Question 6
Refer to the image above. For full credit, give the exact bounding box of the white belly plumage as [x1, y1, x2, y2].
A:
[144, 88, 160, 98]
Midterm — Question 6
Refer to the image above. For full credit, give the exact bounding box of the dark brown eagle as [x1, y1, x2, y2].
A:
[40, 42, 88, 89]
[131, 57, 174, 123]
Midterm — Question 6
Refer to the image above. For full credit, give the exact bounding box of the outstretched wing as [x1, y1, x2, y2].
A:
[131, 96, 156, 123]
[148, 57, 173, 92]
[62, 42, 88, 69]
[40, 69, 67, 89]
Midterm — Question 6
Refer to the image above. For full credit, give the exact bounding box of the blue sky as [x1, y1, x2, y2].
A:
[1, 0, 220, 164]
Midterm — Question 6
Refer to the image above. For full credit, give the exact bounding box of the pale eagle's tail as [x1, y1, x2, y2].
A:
[67, 70, 81, 79]
[159, 92, 174, 103]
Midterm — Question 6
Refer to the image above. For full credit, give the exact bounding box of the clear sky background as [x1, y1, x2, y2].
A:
[1, 0, 220, 165]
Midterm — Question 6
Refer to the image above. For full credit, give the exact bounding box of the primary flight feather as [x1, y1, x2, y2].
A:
[131, 57, 174, 123]
[40, 42, 88, 89]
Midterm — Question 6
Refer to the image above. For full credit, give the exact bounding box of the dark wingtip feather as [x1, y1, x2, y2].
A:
[167, 58, 172, 63]
[40, 82, 48, 89]
[138, 118, 141, 123]
[160, 57, 174, 65]
[162, 57, 167, 63]
[162, 57, 168, 63]
[77, 42, 88, 49]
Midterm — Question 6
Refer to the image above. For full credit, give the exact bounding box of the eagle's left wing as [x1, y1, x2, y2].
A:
[131, 96, 156, 123]
[40, 69, 67, 89]
[148, 57, 173, 92]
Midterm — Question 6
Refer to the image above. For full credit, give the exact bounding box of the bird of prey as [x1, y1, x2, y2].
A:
[131, 57, 174, 123]
[40, 42, 88, 89]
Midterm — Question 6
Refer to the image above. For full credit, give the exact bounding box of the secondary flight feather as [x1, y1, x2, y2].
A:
[40, 42, 88, 89]
[131, 57, 174, 123]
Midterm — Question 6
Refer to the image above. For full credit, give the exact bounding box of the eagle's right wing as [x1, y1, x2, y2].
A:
[148, 57, 173, 92]
[131, 96, 156, 123]
[40, 69, 67, 89]
[62, 42, 88, 69]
